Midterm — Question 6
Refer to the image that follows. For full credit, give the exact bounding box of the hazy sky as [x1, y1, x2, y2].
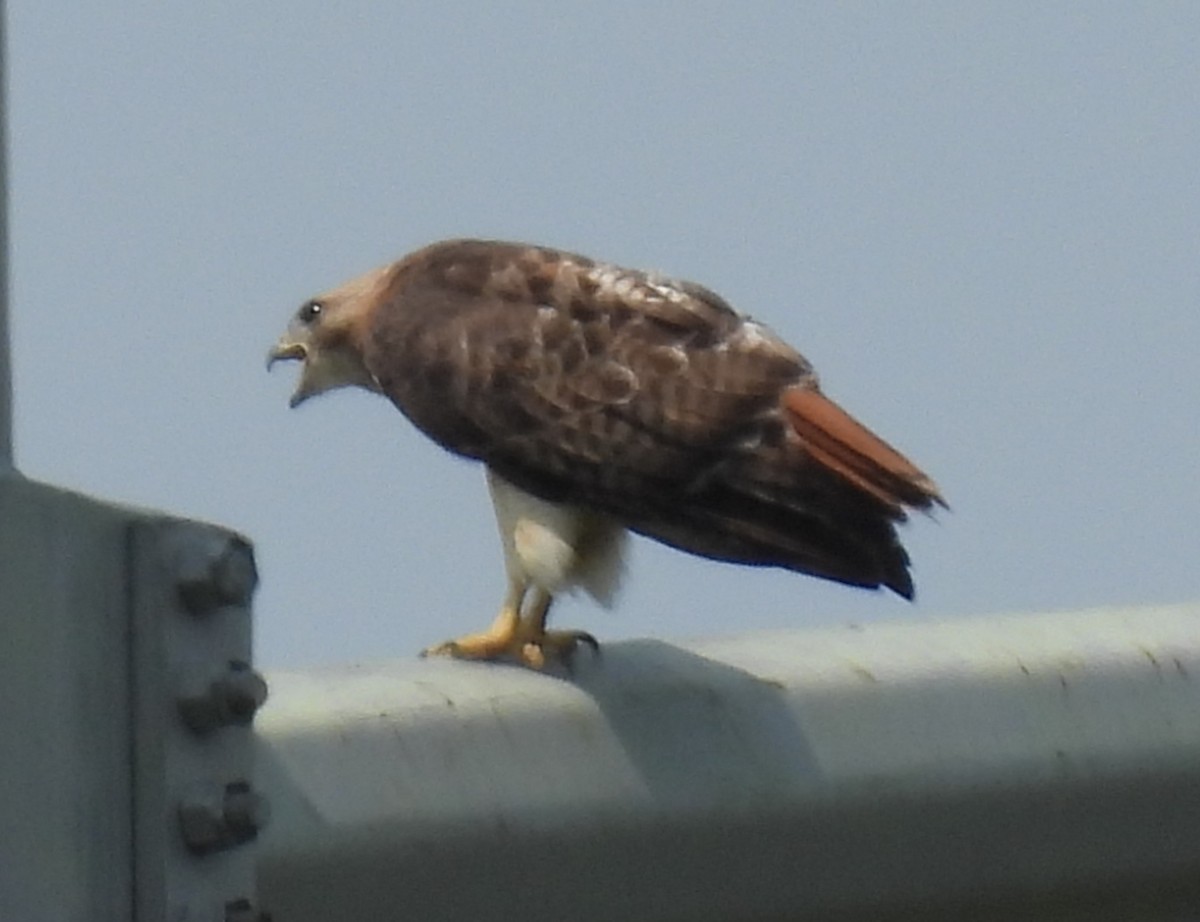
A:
[8, 4, 1198, 668]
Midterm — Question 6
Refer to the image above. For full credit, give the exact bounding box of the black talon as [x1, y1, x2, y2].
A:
[557, 632, 600, 672]
[575, 632, 600, 653]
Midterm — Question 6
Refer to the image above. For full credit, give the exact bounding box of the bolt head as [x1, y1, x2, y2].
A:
[176, 533, 258, 615]
[177, 661, 269, 733]
[177, 792, 227, 853]
[219, 663, 269, 723]
[178, 781, 268, 854]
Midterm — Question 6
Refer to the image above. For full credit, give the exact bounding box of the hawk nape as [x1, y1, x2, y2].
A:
[268, 239, 945, 669]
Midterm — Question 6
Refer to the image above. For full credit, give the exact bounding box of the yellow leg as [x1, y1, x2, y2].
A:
[421, 578, 527, 661]
[421, 581, 599, 669]
[516, 589, 599, 670]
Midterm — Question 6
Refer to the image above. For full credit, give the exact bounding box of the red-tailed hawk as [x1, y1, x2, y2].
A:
[268, 239, 944, 668]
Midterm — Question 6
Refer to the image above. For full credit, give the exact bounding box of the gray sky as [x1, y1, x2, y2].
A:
[8, 3, 1198, 668]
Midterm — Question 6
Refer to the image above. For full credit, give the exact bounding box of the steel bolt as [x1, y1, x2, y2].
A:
[178, 788, 227, 854]
[178, 660, 269, 733]
[176, 533, 258, 615]
[178, 782, 269, 854]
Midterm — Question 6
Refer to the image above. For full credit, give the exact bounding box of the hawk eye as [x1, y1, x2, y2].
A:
[298, 300, 322, 324]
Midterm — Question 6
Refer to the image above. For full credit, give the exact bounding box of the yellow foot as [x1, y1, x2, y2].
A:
[421, 604, 520, 662]
[422, 622, 598, 670]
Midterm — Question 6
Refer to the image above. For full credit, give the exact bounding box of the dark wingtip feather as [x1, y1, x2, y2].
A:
[885, 568, 916, 601]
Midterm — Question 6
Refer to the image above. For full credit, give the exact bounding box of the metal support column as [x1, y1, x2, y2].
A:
[0, 489, 270, 921]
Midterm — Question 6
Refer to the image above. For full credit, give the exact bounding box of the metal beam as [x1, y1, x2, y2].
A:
[255, 603, 1200, 921]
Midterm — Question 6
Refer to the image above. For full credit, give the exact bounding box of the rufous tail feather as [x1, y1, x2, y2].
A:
[781, 387, 945, 513]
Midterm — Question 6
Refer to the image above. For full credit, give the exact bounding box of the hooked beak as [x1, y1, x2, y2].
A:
[266, 316, 377, 408]
[266, 337, 312, 408]
[266, 339, 308, 371]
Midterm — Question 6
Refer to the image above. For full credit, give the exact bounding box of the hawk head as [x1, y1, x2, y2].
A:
[267, 265, 390, 407]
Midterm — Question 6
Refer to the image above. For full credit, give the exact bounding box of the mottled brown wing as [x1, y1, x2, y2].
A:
[365, 240, 801, 485]
[364, 240, 940, 598]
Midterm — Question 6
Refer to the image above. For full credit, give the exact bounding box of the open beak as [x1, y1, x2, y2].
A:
[266, 339, 308, 372]
[266, 336, 314, 408]
[266, 319, 376, 408]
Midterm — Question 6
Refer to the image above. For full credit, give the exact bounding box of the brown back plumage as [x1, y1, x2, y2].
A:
[360, 239, 942, 599]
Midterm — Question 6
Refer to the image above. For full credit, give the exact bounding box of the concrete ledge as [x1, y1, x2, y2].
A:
[255, 603, 1200, 921]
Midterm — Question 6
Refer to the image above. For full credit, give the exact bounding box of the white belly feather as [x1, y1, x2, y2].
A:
[486, 470, 627, 607]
